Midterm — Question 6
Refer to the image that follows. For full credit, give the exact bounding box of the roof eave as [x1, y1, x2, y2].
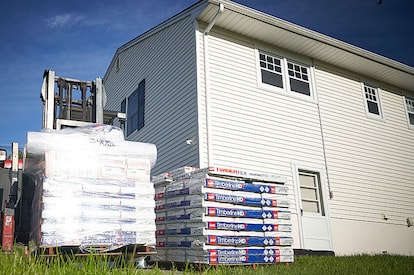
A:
[200, 0, 414, 92]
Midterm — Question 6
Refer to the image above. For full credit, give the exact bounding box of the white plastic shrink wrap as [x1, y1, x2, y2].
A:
[25, 125, 157, 249]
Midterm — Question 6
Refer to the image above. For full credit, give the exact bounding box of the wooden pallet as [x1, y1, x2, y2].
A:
[28, 243, 156, 261]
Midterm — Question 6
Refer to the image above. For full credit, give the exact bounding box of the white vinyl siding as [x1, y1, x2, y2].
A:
[405, 97, 414, 128]
[199, 30, 327, 214]
[315, 64, 414, 226]
[104, 16, 199, 175]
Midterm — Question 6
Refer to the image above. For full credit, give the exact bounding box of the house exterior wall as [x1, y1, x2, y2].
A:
[196, 27, 414, 254]
[197, 28, 331, 251]
[199, 28, 326, 195]
[315, 63, 414, 255]
[104, 15, 200, 175]
[103, 5, 414, 255]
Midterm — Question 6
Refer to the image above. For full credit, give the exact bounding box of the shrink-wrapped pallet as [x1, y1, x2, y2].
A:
[26, 125, 157, 250]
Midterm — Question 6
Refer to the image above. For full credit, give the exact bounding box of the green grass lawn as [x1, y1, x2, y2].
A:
[1, 250, 413, 275]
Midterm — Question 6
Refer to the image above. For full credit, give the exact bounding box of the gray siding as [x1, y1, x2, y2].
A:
[315, 63, 414, 226]
[104, 16, 200, 175]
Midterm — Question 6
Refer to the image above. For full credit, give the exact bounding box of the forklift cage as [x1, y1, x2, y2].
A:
[40, 70, 109, 130]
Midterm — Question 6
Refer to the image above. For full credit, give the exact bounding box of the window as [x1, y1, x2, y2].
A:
[364, 84, 382, 117]
[259, 53, 283, 88]
[298, 171, 324, 216]
[287, 62, 310, 96]
[121, 79, 145, 136]
[405, 97, 414, 127]
[258, 51, 312, 97]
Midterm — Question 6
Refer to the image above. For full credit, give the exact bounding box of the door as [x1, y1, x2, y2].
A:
[297, 169, 333, 251]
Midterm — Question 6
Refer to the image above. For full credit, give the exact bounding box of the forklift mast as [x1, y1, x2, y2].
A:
[40, 69, 125, 130]
[41, 70, 107, 130]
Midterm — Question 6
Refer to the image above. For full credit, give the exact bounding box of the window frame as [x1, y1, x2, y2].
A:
[286, 60, 312, 97]
[362, 83, 383, 119]
[256, 49, 314, 100]
[121, 79, 145, 136]
[404, 96, 414, 129]
[298, 170, 325, 217]
[258, 52, 285, 91]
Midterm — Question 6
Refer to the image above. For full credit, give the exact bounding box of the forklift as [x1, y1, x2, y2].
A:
[0, 143, 24, 252]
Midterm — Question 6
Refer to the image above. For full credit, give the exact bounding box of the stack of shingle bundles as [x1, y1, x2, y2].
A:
[26, 125, 157, 251]
[151, 166, 199, 188]
[152, 166, 294, 265]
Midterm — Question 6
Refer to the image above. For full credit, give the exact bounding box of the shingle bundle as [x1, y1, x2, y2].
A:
[152, 167, 294, 265]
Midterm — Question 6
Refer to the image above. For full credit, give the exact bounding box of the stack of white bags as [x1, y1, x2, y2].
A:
[25, 125, 157, 250]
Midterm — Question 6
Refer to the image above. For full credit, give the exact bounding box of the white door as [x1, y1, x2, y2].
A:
[297, 170, 333, 251]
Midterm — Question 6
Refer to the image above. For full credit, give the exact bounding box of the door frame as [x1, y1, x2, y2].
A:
[291, 162, 333, 250]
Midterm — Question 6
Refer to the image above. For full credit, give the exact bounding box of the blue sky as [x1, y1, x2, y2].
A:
[0, 0, 413, 152]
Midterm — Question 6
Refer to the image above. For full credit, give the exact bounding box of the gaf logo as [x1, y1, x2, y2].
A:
[208, 208, 217, 216]
[206, 179, 215, 188]
[208, 222, 217, 229]
[209, 256, 217, 265]
[155, 230, 164, 236]
[207, 193, 215, 201]
[209, 235, 217, 244]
